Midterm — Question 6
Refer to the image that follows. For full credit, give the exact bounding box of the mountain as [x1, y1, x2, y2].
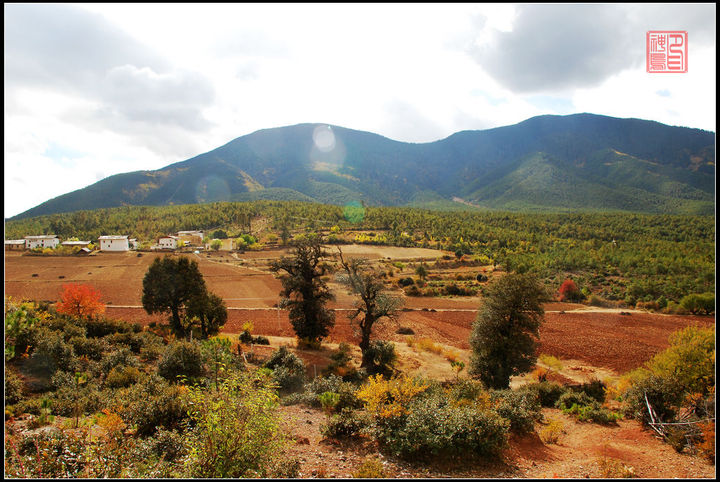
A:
[12, 113, 715, 219]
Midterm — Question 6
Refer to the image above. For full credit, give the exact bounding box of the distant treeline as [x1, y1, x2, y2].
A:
[5, 200, 715, 303]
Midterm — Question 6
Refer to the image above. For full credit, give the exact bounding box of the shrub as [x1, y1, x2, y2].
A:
[363, 340, 397, 377]
[491, 388, 542, 434]
[183, 370, 297, 478]
[576, 378, 607, 403]
[622, 326, 715, 426]
[106, 332, 145, 353]
[101, 347, 138, 375]
[239, 330, 254, 344]
[558, 279, 584, 302]
[557, 390, 620, 424]
[378, 392, 510, 458]
[84, 317, 134, 338]
[679, 293, 714, 315]
[622, 372, 684, 423]
[318, 391, 341, 414]
[29, 328, 75, 374]
[352, 456, 387, 478]
[556, 390, 596, 410]
[697, 421, 715, 462]
[5, 368, 25, 405]
[305, 374, 363, 411]
[264, 346, 306, 392]
[396, 326, 414, 335]
[253, 335, 270, 345]
[118, 374, 189, 436]
[596, 457, 636, 478]
[157, 341, 205, 382]
[321, 408, 372, 439]
[398, 277, 414, 287]
[105, 365, 142, 388]
[146, 427, 187, 462]
[527, 381, 567, 407]
[69, 335, 106, 361]
[4, 429, 87, 477]
[539, 417, 564, 444]
[357, 374, 429, 420]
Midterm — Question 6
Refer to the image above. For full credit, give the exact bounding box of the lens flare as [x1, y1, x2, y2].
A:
[313, 125, 336, 152]
[343, 201, 365, 224]
[195, 175, 231, 203]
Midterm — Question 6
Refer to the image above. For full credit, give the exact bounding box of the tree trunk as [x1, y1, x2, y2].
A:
[359, 320, 374, 368]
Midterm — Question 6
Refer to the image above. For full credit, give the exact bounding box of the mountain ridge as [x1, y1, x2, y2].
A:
[12, 113, 715, 220]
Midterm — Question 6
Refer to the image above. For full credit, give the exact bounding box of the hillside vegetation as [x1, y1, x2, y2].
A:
[13, 113, 715, 219]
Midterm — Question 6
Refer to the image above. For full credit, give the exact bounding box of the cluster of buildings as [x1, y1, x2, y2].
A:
[5, 231, 208, 253]
[5, 235, 138, 252]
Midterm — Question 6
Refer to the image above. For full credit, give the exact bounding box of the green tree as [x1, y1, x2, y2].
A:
[211, 239, 222, 251]
[186, 291, 228, 339]
[469, 273, 546, 389]
[414, 264, 428, 281]
[270, 235, 335, 346]
[142, 256, 208, 337]
[337, 248, 403, 368]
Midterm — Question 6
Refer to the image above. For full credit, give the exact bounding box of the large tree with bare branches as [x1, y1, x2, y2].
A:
[336, 247, 403, 368]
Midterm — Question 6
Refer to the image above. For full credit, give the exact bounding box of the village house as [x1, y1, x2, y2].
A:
[158, 236, 180, 250]
[4, 239, 26, 251]
[25, 235, 60, 250]
[177, 230, 204, 246]
[98, 235, 130, 252]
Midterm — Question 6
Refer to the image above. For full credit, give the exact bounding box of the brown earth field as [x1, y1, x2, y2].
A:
[4, 249, 714, 375]
[4, 248, 716, 478]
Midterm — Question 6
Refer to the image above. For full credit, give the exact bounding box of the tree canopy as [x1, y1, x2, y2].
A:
[56, 283, 106, 318]
[270, 235, 335, 346]
[469, 272, 546, 389]
[142, 256, 208, 337]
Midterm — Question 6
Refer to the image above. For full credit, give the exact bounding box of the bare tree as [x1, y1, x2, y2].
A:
[336, 247, 403, 368]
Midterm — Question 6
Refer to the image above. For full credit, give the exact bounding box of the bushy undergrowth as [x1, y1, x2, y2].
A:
[264, 346, 306, 392]
[620, 326, 715, 440]
[183, 370, 298, 478]
[157, 340, 205, 382]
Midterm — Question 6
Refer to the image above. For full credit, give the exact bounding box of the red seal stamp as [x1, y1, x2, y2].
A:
[647, 31, 688, 73]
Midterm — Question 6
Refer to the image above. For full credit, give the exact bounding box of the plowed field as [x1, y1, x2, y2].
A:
[5, 250, 714, 374]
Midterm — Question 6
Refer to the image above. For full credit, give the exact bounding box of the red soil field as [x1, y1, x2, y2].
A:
[5, 250, 715, 374]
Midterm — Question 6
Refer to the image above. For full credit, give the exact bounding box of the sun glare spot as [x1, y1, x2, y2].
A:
[313, 125, 336, 153]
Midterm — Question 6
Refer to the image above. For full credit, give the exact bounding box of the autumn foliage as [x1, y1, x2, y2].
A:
[56, 283, 106, 318]
[557, 279, 583, 302]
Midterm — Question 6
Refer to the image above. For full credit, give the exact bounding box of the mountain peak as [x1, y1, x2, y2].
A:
[13, 113, 715, 220]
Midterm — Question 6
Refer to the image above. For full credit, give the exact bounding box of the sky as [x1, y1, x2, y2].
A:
[4, 3, 716, 219]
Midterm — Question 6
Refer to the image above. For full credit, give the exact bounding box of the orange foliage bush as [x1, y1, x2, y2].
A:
[697, 421, 715, 463]
[558, 279, 582, 302]
[56, 283, 106, 318]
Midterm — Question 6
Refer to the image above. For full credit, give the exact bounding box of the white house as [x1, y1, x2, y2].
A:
[25, 235, 59, 250]
[158, 236, 179, 250]
[98, 235, 130, 252]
